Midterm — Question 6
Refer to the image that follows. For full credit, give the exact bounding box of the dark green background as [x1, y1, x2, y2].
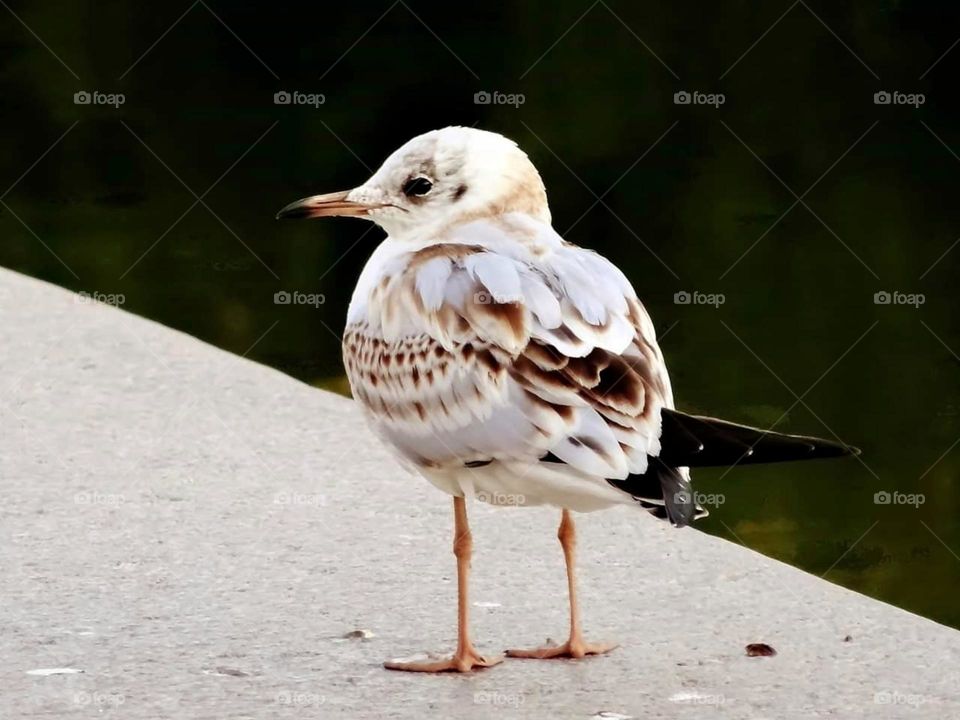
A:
[3, 2, 959, 627]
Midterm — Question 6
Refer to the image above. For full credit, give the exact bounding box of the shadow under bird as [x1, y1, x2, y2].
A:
[277, 127, 859, 673]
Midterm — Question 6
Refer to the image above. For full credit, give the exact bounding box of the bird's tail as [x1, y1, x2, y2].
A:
[609, 408, 860, 527]
[657, 408, 860, 468]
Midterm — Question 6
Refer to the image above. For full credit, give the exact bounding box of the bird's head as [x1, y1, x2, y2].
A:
[277, 127, 550, 240]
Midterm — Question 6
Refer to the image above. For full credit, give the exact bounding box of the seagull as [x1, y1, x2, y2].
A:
[277, 127, 859, 673]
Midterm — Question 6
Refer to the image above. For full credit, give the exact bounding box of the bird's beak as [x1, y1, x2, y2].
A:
[275, 190, 372, 220]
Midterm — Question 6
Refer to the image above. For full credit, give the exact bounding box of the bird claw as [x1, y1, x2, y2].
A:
[506, 638, 617, 660]
[384, 649, 504, 673]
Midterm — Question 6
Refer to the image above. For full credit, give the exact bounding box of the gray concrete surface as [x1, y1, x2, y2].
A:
[1, 266, 957, 719]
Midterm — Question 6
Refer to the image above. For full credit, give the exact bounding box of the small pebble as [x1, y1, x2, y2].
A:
[343, 629, 375, 640]
[745, 643, 777, 657]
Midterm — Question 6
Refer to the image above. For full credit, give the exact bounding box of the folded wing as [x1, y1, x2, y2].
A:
[343, 217, 673, 484]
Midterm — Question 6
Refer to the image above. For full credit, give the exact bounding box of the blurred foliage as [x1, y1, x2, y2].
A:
[1, 0, 959, 627]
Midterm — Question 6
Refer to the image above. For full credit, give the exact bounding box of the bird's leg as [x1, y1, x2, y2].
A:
[507, 509, 617, 659]
[384, 496, 503, 673]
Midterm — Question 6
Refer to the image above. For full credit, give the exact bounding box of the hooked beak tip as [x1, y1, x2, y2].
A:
[275, 204, 314, 221]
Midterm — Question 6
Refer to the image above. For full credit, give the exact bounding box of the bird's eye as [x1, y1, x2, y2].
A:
[402, 177, 433, 197]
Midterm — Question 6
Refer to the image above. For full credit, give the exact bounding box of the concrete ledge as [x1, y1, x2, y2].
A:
[2, 266, 957, 719]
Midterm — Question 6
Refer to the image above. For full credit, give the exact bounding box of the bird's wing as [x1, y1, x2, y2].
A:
[344, 219, 672, 480]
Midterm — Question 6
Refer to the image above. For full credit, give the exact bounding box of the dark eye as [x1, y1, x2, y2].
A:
[402, 177, 433, 197]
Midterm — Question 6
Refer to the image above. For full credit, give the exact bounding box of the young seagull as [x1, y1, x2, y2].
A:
[278, 127, 858, 673]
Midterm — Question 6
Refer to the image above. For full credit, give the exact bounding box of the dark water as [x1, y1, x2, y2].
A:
[2, 2, 959, 628]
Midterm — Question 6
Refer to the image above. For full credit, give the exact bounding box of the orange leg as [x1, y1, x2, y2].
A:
[507, 509, 617, 659]
[384, 496, 503, 672]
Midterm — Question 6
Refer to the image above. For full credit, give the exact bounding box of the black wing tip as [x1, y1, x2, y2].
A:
[663, 408, 862, 466]
[811, 440, 861, 459]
